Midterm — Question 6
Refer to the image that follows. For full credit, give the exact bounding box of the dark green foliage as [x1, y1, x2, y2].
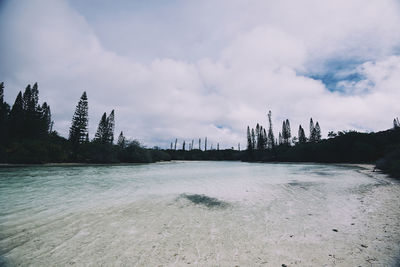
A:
[309, 118, 321, 143]
[6, 133, 68, 164]
[309, 118, 314, 141]
[117, 140, 152, 163]
[267, 110, 275, 149]
[94, 112, 109, 143]
[9, 92, 25, 140]
[117, 131, 126, 148]
[247, 126, 252, 151]
[376, 146, 400, 178]
[314, 122, 321, 142]
[298, 125, 307, 144]
[0, 82, 10, 146]
[69, 92, 89, 146]
[251, 129, 255, 150]
[243, 128, 400, 165]
[281, 119, 291, 145]
[7, 83, 52, 142]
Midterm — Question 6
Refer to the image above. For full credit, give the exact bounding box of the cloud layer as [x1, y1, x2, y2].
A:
[1, 0, 400, 148]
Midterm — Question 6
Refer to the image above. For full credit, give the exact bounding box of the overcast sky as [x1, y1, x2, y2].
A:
[1, 0, 400, 148]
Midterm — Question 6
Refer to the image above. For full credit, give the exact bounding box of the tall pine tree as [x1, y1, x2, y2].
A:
[247, 126, 252, 151]
[309, 118, 315, 142]
[298, 125, 307, 144]
[69, 92, 89, 146]
[314, 122, 321, 142]
[0, 83, 10, 145]
[94, 112, 108, 143]
[267, 110, 275, 149]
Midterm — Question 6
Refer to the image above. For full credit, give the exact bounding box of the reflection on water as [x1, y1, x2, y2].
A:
[0, 161, 399, 266]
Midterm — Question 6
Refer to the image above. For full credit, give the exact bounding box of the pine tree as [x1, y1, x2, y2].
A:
[41, 102, 52, 135]
[30, 83, 39, 111]
[314, 122, 321, 142]
[94, 112, 108, 143]
[69, 92, 89, 146]
[255, 124, 260, 149]
[263, 128, 268, 149]
[247, 126, 252, 151]
[0, 82, 4, 104]
[309, 118, 315, 142]
[285, 119, 291, 145]
[174, 138, 177, 150]
[9, 92, 24, 140]
[281, 120, 287, 145]
[22, 85, 32, 111]
[199, 138, 201, 150]
[205, 137, 207, 151]
[217, 143, 219, 150]
[182, 141, 186, 150]
[0, 82, 10, 145]
[298, 125, 307, 144]
[106, 110, 115, 144]
[267, 110, 275, 149]
[394, 117, 400, 129]
[251, 129, 256, 150]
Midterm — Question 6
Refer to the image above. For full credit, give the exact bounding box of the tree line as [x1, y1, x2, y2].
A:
[0, 83, 169, 163]
[0, 82, 399, 178]
[246, 111, 321, 151]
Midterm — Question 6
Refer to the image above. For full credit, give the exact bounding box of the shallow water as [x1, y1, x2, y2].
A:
[0, 161, 399, 266]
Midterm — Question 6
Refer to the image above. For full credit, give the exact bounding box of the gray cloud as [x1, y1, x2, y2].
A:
[1, 0, 400, 148]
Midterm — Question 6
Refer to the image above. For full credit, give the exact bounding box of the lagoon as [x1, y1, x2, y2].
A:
[0, 161, 399, 266]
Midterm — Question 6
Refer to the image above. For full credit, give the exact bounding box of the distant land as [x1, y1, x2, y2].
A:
[1, 82, 399, 178]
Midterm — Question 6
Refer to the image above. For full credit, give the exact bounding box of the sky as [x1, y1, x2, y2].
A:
[1, 0, 400, 149]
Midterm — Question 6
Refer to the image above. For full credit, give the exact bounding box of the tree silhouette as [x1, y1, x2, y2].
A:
[314, 122, 321, 142]
[394, 117, 400, 129]
[0, 83, 10, 145]
[247, 126, 252, 151]
[251, 129, 256, 150]
[69, 92, 89, 147]
[267, 110, 275, 149]
[107, 110, 115, 144]
[309, 118, 315, 142]
[94, 112, 108, 143]
[298, 125, 307, 144]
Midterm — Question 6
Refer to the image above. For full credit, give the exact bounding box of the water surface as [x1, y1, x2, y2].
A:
[0, 161, 399, 266]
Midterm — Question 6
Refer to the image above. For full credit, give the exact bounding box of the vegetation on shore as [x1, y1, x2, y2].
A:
[0, 82, 399, 178]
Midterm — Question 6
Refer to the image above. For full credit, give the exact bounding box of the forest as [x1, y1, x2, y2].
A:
[0, 82, 399, 178]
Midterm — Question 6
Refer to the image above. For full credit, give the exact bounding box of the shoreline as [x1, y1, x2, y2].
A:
[0, 161, 377, 169]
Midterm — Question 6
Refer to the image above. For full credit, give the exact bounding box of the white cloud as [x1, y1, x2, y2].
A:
[0, 0, 400, 148]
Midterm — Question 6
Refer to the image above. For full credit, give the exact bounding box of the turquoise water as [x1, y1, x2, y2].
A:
[0, 161, 399, 266]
